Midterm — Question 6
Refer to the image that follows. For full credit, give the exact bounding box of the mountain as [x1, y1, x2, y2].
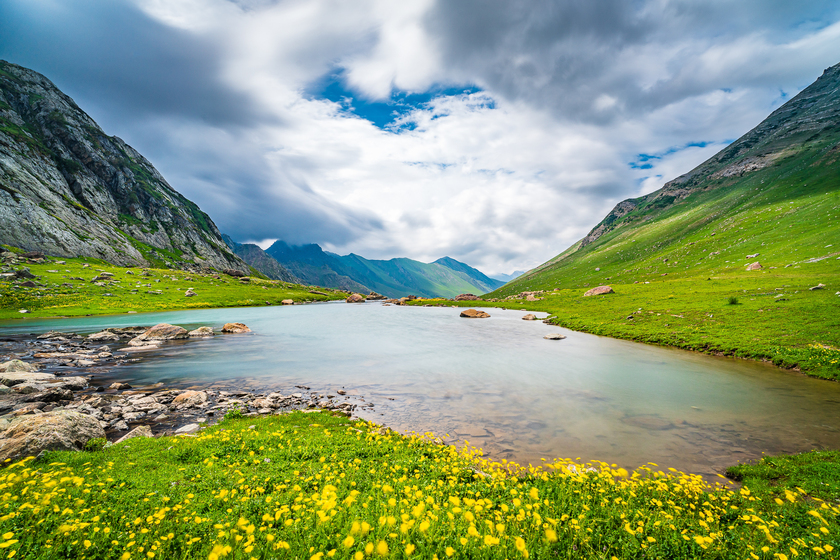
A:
[265, 241, 505, 298]
[221, 235, 298, 282]
[0, 60, 245, 272]
[494, 61, 840, 296]
[490, 270, 525, 283]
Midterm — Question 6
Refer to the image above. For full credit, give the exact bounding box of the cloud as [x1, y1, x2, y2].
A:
[1, 0, 839, 275]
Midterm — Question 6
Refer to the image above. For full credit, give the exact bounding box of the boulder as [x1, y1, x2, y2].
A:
[522, 314, 537, 321]
[221, 322, 251, 333]
[281, 299, 294, 305]
[525, 294, 539, 301]
[544, 333, 567, 340]
[87, 330, 120, 342]
[583, 286, 614, 297]
[460, 309, 490, 318]
[346, 293, 366, 303]
[455, 294, 480, 301]
[188, 327, 214, 337]
[1, 370, 56, 387]
[131, 323, 189, 344]
[0, 359, 37, 373]
[745, 262, 763, 271]
[109, 382, 132, 391]
[222, 268, 245, 278]
[184, 288, 196, 297]
[0, 410, 105, 463]
[14, 267, 35, 279]
[810, 283, 826, 291]
[114, 425, 153, 444]
[105, 326, 149, 337]
[173, 390, 208, 407]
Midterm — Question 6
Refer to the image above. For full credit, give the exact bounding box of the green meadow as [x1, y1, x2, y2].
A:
[0, 249, 345, 320]
[1, 411, 838, 560]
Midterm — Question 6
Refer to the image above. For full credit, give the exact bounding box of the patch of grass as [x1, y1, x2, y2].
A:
[726, 450, 840, 501]
[727, 296, 739, 305]
[2, 412, 838, 559]
[0, 254, 347, 319]
[471, 141, 840, 380]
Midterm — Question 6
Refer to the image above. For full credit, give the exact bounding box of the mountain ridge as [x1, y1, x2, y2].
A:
[265, 240, 505, 298]
[0, 60, 246, 272]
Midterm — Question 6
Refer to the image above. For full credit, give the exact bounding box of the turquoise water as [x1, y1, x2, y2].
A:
[3, 302, 840, 477]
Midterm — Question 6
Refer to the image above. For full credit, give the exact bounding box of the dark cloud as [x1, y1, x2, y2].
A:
[426, 0, 840, 123]
[0, 0, 267, 128]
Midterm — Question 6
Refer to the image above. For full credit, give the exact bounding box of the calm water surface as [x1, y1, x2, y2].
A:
[3, 302, 839, 477]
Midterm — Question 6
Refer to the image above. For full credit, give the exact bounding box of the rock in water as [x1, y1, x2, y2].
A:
[522, 314, 537, 320]
[221, 322, 251, 333]
[131, 323, 189, 342]
[583, 286, 614, 296]
[0, 410, 105, 463]
[544, 333, 567, 340]
[346, 293, 366, 303]
[188, 326, 214, 337]
[0, 360, 37, 373]
[460, 309, 490, 318]
[745, 262, 763, 271]
[87, 330, 120, 342]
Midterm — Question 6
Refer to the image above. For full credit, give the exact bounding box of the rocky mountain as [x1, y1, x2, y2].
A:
[0, 61, 246, 272]
[496, 60, 840, 295]
[221, 235, 297, 282]
[266, 241, 505, 298]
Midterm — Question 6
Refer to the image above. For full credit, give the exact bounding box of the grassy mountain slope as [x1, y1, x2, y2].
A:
[266, 241, 504, 298]
[476, 62, 840, 379]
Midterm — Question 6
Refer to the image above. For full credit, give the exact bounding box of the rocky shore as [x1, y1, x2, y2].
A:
[0, 323, 373, 463]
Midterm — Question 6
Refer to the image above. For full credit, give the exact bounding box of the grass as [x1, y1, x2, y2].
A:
[727, 451, 840, 501]
[0, 253, 346, 320]
[460, 135, 840, 381]
[1, 411, 838, 559]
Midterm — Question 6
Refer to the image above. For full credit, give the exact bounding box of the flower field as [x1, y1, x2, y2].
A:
[0, 411, 837, 559]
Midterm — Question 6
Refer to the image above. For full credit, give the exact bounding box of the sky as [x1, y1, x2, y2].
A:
[1, 1, 839, 276]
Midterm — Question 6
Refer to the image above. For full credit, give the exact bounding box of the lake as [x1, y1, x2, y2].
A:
[3, 302, 839, 478]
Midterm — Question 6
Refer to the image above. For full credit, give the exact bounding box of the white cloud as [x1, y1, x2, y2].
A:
[67, 1, 839, 275]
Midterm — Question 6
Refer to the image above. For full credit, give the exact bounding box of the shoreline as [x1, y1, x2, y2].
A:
[0, 326, 378, 456]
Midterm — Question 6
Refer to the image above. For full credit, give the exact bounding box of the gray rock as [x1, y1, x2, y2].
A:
[0, 410, 105, 463]
[0, 370, 56, 387]
[188, 326, 214, 337]
[87, 330, 120, 342]
[544, 333, 567, 340]
[114, 425, 153, 444]
[0, 360, 37, 373]
[109, 382, 132, 390]
[810, 283, 826, 291]
[175, 423, 200, 434]
[113, 420, 129, 431]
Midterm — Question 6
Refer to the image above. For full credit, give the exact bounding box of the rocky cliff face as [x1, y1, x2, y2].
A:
[0, 61, 246, 272]
[579, 61, 840, 248]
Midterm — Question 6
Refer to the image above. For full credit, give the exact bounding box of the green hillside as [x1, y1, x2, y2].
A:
[476, 62, 840, 379]
[266, 241, 504, 298]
